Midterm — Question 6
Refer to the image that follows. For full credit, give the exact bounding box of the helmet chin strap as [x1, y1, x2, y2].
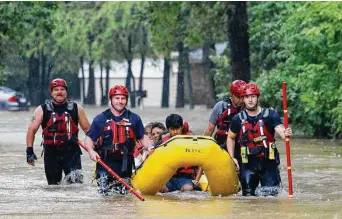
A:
[245, 98, 259, 111]
[245, 104, 258, 111]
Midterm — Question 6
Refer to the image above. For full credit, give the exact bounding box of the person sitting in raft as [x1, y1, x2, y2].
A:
[134, 122, 156, 166]
[144, 122, 154, 140]
[134, 122, 167, 167]
[151, 122, 167, 146]
[159, 114, 202, 193]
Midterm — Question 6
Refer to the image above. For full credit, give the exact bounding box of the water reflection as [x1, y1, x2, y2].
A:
[134, 195, 234, 217]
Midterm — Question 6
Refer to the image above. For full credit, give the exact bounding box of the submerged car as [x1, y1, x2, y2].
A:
[0, 86, 30, 111]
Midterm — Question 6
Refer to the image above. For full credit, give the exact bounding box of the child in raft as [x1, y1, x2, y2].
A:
[159, 114, 202, 193]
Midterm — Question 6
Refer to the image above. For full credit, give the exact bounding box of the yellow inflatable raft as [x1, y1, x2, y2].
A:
[131, 135, 240, 196]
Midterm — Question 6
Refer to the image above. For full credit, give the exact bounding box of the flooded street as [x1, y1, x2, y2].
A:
[0, 106, 341, 219]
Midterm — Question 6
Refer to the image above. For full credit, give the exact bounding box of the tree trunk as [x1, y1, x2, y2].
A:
[27, 53, 40, 106]
[176, 42, 185, 108]
[46, 61, 53, 84]
[100, 60, 106, 106]
[227, 1, 251, 82]
[105, 60, 110, 102]
[125, 33, 136, 108]
[80, 56, 86, 104]
[202, 42, 216, 108]
[40, 49, 47, 104]
[84, 31, 96, 105]
[84, 58, 95, 104]
[161, 56, 170, 108]
[138, 55, 145, 107]
[184, 46, 194, 109]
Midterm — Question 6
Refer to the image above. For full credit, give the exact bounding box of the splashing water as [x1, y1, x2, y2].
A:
[96, 174, 131, 196]
[62, 169, 84, 185]
[255, 186, 281, 196]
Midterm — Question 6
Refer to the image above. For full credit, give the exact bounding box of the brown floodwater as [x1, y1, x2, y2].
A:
[0, 106, 341, 219]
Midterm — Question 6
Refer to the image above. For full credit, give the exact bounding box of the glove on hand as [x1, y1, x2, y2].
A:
[26, 147, 37, 165]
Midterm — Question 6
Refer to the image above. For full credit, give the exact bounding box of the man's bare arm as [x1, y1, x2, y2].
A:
[227, 130, 239, 170]
[26, 106, 43, 147]
[203, 122, 215, 136]
[226, 130, 237, 158]
[77, 104, 90, 133]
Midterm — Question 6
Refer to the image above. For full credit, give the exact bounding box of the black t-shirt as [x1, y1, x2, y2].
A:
[229, 108, 282, 137]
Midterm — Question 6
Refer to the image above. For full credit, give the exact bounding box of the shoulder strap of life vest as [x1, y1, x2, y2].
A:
[221, 98, 232, 114]
[66, 100, 74, 111]
[238, 110, 248, 121]
[45, 100, 74, 112]
[261, 107, 270, 119]
[238, 108, 270, 121]
[45, 100, 53, 112]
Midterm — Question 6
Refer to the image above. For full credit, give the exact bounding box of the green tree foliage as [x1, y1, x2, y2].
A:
[0, 2, 58, 103]
[253, 2, 342, 137]
[2, 2, 342, 137]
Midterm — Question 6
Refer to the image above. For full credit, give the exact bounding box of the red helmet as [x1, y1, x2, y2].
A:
[241, 83, 260, 97]
[109, 85, 129, 99]
[50, 78, 67, 91]
[230, 80, 246, 97]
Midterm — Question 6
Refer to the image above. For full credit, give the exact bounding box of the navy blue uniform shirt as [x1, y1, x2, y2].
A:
[86, 108, 145, 142]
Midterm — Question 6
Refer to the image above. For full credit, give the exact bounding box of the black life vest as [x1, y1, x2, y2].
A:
[214, 98, 240, 145]
[42, 100, 79, 146]
[238, 108, 275, 158]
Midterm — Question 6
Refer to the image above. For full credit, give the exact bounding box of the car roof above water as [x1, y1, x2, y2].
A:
[0, 86, 15, 93]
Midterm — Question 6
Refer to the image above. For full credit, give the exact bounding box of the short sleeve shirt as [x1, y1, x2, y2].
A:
[229, 108, 283, 137]
[86, 108, 145, 142]
[209, 100, 230, 125]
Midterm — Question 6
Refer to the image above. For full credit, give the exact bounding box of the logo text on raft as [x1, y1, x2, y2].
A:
[185, 148, 203, 153]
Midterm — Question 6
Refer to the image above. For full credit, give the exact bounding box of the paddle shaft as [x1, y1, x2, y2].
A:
[77, 140, 145, 201]
[281, 82, 294, 198]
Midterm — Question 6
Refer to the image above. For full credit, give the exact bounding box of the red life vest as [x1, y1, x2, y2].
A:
[96, 109, 136, 155]
[161, 122, 191, 142]
[215, 98, 240, 145]
[133, 141, 144, 158]
[42, 101, 79, 146]
[238, 108, 275, 158]
[176, 165, 197, 176]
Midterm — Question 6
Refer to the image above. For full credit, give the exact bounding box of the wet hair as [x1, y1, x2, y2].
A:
[165, 114, 183, 130]
[151, 122, 167, 133]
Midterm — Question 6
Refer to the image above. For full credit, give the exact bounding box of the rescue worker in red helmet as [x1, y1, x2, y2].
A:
[26, 78, 90, 185]
[201, 80, 246, 178]
[204, 79, 246, 149]
[84, 85, 154, 195]
[227, 82, 293, 196]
